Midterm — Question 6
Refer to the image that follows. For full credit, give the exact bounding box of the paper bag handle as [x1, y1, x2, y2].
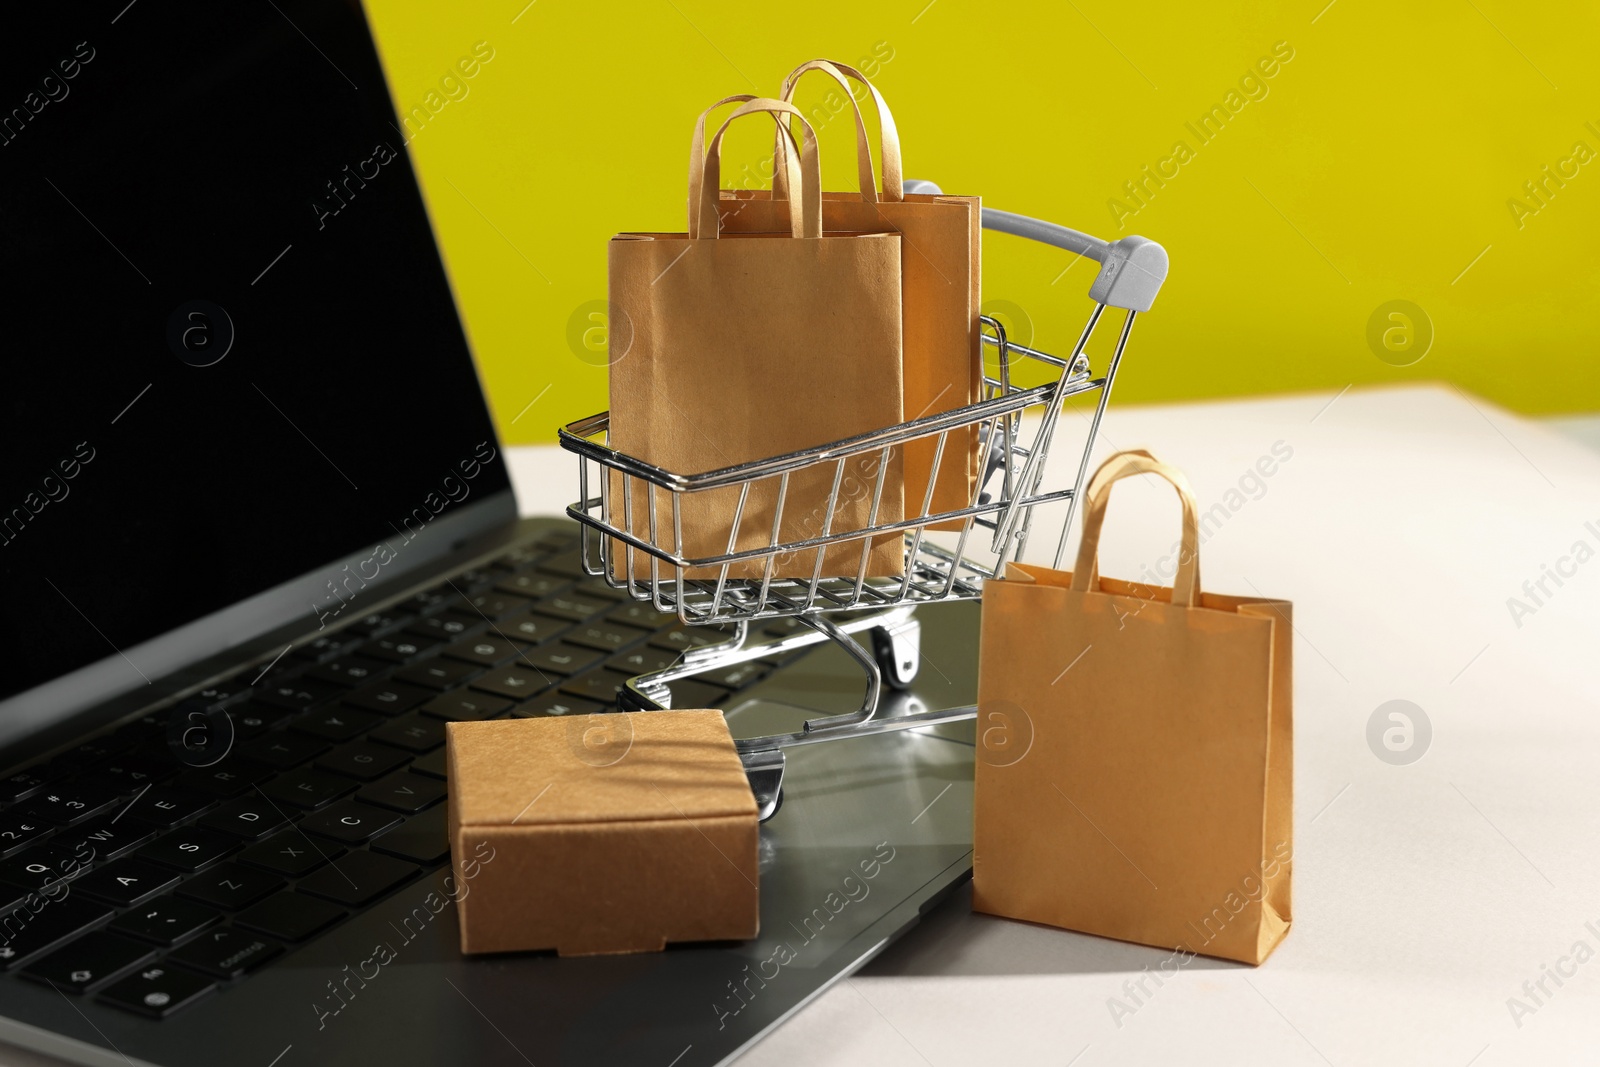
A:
[772, 59, 903, 203]
[687, 94, 756, 238]
[1071, 450, 1202, 608]
[690, 97, 821, 240]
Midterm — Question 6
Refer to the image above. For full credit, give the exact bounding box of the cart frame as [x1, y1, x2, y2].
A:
[559, 190, 1168, 817]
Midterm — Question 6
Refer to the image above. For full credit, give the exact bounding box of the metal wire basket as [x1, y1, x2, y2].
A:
[560, 190, 1168, 816]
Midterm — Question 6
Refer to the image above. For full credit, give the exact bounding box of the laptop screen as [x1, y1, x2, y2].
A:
[0, 2, 513, 718]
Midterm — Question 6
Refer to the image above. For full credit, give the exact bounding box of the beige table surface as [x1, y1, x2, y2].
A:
[6, 383, 1598, 1066]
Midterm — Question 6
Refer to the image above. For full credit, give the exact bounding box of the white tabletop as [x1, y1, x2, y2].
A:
[520, 383, 1600, 1067]
[7, 384, 1597, 1066]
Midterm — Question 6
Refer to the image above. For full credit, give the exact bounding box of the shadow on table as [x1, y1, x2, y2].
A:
[860, 882, 1240, 977]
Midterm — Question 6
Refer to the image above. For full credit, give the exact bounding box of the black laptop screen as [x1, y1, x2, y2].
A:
[0, 1, 510, 705]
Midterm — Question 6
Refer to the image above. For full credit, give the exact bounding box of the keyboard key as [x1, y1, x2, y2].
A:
[435, 609, 486, 633]
[235, 892, 346, 942]
[136, 828, 238, 873]
[370, 806, 450, 866]
[357, 635, 435, 664]
[315, 742, 410, 782]
[307, 659, 385, 687]
[297, 850, 419, 908]
[454, 565, 498, 591]
[470, 664, 551, 701]
[701, 661, 770, 690]
[607, 646, 679, 676]
[367, 713, 445, 754]
[99, 963, 214, 1017]
[347, 611, 410, 637]
[403, 585, 456, 613]
[55, 817, 157, 864]
[0, 894, 112, 968]
[535, 549, 587, 577]
[493, 544, 547, 571]
[248, 658, 299, 687]
[513, 694, 603, 718]
[65, 737, 133, 764]
[115, 711, 168, 736]
[176, 863, 285, 911]
[23, 783, 121, 826]
[198, 799, 292, 839]
[237, 830, 344, 878]
[109, 895, 221, 946]
[405, 614, 475, 642]
[669, 679, 733, 711]
[168, 927, 282, 979]
[343, 680, 431, 716]
[534, 530, 579, 552]
[580, 579, 629, 601]
[72, 858, 180, 908]
[0, 766, 64, 804]
[290, 635, 352, 662]
[360, 633, 438, 668]
[519, 643, 605, 677]
[93, 750, 179, 789]
[532, 591, 609, 622]
[442, 634, 528, 667]
[238, 731, 330, 770]
[0, 882, 47, 920]
[408, 749, 448, 780]
[565, 622, 648, 653]
[173, 759, 272, 799]
[418, 692, 510, 722]
[163, 700, 234, 769]
[497, 610, 569, 646]
[21, 931, 156, 993]
[356, 771, 446, 814]
[393, 658, 479, 691]
[260, 769, 357, 811]
[253, 679, 342, 713]
[465, 592, 534, 621]
[651, 625, 737, 654]
[301, 801, 400, 845]
[227, 704, 290, 741]
[0, 847, 92, 891]
[494, 573, 567, 599]
[608, 601, 672, 629]
[290, 707, 381, 742]
[0, 813, 55, 858]
[118, 786, 214, 830]
[558, 671, 632, 706]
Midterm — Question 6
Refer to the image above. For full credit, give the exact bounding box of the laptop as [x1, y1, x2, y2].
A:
[0, 2, 978, 1064]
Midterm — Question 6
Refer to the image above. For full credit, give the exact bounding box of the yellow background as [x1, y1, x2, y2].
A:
[365, 0, 1600, 445]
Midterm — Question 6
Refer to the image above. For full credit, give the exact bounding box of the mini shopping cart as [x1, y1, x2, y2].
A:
[560, 188, 1169, 818]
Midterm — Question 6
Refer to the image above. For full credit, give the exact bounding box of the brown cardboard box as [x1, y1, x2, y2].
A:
[445, 710, 760, 956]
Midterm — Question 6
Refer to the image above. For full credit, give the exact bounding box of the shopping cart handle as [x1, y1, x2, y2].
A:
[905, 179, 1168, 313]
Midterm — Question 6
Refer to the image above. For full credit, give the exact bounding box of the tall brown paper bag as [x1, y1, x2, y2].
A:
[972, 450, 1293, 965]
[608, 98, 905, 580]
[710, 60, 982, 529]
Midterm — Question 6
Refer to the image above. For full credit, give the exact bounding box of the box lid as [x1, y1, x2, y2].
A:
[447, 710, 757, 828]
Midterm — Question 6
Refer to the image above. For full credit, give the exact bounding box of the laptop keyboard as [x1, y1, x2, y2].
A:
[0, 527, 809, 1018]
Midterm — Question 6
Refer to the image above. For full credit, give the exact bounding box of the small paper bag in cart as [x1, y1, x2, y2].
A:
[608, 97, 905, 581]
[711, 60, 983, 528]
[972, 450, 1293, 965]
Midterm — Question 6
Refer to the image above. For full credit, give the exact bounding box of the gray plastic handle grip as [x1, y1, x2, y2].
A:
[904, 179, 1168, 313]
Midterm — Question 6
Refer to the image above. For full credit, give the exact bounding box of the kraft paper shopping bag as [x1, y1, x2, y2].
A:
[972, 450, 1293, 965]
[708, 60, 981, 530]
[608, 97, 905, 580]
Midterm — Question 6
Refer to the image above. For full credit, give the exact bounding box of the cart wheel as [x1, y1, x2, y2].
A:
[870, 617, 921, 692]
